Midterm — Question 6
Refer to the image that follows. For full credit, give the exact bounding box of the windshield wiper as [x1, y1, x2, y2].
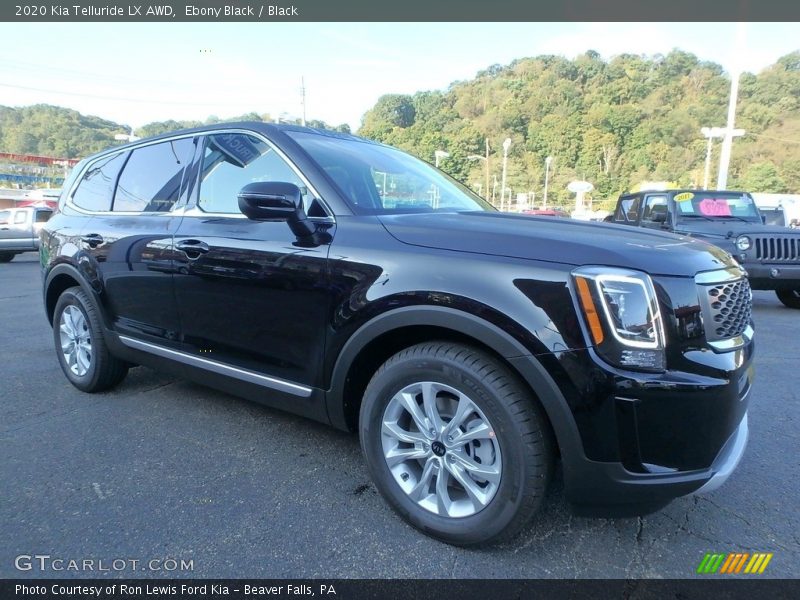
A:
[679, 214, 714, 221]
[716, 214, 755, 224]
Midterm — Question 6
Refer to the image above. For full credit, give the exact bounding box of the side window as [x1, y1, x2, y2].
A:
[641, 195, 668, 223]
[0, 210, 9, 224]
[72, 152, 127, 212]
[197, 133, 311, 214]
[113, 138, 195, 212]
[35, 210, 52, 223]
[14, 211, 28, 224]
[614, 197, 641, 222]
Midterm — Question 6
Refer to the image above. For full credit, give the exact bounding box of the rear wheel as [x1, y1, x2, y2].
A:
[0, 252, 15, 263]
[53, 287, 128, 392]
[359, 341, 554, 546]
[776, 289, 800, 309]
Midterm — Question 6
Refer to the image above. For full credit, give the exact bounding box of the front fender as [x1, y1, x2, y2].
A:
[324, 304, 588, 481]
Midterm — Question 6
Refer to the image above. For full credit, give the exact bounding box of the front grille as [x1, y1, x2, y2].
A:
[703, 278, 752, 340]
[695, 268, 753, 348]
[754, 236, 799, 262]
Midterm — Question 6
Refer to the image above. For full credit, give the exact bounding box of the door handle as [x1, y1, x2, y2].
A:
[80, 233, 104, 247]
[176, 239, 210, 257]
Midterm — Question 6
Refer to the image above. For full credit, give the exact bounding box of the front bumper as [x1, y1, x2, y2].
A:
[693, 412, 749, 495]
[744, 262, 800, 290]
[565, 412, 749, 517]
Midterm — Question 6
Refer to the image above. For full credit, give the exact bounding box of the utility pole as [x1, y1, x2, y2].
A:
[484, 138, 490, 202]
[543, 156, 553, 209]
[500, 138, 511, 212]
[300, 76, 306, 126]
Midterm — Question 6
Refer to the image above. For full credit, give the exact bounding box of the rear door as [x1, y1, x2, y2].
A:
[172, 131, 333, 390]
[78, 136, 198, 345]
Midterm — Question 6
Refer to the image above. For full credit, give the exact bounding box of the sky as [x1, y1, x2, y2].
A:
[0, 22, 798, 132]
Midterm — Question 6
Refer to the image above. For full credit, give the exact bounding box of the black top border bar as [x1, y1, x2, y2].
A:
[2, 0, 800, 22]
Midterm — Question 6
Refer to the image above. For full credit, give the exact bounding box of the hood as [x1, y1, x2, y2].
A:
[378, 212, 734, 278]
[674, 219, 795, 239]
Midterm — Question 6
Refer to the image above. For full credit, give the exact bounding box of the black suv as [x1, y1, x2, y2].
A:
[612, 189, 800, 309]
[41, 124, 753, 545]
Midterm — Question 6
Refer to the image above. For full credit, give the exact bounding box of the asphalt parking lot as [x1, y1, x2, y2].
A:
[1, 252, 798, 579]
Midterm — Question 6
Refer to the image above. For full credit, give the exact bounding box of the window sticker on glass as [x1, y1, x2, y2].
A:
[698, 198, 732, 217]
[674, 192, 694, 202]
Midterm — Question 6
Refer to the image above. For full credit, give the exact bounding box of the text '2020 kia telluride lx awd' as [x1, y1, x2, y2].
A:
[41, 124, 753, 545]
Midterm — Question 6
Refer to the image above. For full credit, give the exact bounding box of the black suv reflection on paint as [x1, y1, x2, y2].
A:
[40, 124, 753, 546]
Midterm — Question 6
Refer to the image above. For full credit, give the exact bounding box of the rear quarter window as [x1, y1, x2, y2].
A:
[72, 152, 128, 212]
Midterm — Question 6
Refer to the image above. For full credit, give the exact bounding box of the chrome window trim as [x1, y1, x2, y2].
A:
[64, 128, 335, 222]
[118, 335, 313, 397]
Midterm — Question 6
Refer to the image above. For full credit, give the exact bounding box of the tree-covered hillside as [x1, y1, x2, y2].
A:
[359, 50, 800, 207]
[0, 106, 350, 159]
[0, 105, 127, 158]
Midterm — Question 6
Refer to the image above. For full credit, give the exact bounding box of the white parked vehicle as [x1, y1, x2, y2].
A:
[0, 206, 54, 262]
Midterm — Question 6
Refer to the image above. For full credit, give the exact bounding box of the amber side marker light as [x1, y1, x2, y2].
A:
[575, 276, 605, 345]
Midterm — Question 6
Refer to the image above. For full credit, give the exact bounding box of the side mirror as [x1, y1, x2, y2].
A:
[761, 215, 766, 224]
[238, 181, 302, 221]
[238, 181, 316, 240]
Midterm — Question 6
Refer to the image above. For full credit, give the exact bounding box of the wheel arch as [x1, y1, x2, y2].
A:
[325, 306, 585, 468]
[44, 263, 98, 326]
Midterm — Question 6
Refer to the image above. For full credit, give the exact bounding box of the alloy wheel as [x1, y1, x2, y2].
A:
[381, 381, 502, 518]
[59, 305, 92, 377]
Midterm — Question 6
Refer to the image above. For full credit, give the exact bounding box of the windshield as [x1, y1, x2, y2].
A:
[288, 131, 494, 214]
[674, 191, 760, 221]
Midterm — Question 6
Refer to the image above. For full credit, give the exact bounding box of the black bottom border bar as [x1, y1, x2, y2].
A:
[2, 579, 799, 600]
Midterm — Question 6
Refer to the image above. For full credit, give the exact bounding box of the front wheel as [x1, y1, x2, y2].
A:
[0, 252, 15, 263]
[776, 289, 800, 309]
[359, 342, 554, 546]
[53, 287, 129, 392]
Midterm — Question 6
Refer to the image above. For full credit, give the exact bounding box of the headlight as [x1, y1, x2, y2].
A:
[572, 267, 666, 372]
[736, 236, 751, 251]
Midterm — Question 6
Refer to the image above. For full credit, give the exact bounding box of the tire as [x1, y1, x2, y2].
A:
[0, 252, 14, 263]
[359, 341, 554, 546]
[776, 289, 800, 309]
[53, 286, 128, 392]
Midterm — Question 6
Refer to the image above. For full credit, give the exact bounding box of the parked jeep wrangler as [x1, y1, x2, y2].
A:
[612, 189, 800, 309]
[41, 125, 753, 545]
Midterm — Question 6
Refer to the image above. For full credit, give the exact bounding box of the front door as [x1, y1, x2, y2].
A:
[172, 132, 333, 390]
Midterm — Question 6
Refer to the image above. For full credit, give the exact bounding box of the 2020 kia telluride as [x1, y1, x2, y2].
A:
[41, 123, 753, 545]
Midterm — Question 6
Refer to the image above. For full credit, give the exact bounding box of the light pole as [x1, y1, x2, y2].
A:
[500, 138, 511, 212]
[717, 23, 747, 190]
[543, 156, 553, 209]
[467, 154, 488, 199]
